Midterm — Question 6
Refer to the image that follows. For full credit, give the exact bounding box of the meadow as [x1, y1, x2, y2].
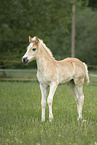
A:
[0, 72, 97, 145]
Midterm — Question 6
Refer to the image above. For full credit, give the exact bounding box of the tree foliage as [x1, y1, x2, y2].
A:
[0, 0, 72, 55]
[0, 0, 97, 68]
[88, 0, 97, 9]
[75, 8, 97, 65]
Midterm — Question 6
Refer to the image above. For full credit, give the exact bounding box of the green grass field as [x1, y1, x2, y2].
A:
[0, 80, 97, 145]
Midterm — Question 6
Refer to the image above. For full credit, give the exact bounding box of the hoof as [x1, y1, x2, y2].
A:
[82, 120, 87, 122]
[41, 118, 45, 122]
[49, 115, 54, 122]
[49, 118, 53, 122]
[77, 116, 82, 121]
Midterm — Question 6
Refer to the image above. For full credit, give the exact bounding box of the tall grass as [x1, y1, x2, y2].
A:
[0, 82, 97, 145]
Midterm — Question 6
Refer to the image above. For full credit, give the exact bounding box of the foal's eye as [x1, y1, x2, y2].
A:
[32, 48, 36, 51]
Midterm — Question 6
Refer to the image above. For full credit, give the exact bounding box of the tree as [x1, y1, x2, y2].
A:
[0, 0, 72, 55]
[0, 0, 94, 68]
[75, 8, 97, 65]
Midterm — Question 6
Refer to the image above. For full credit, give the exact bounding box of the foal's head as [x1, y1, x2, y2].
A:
[22, 36, 39, 64]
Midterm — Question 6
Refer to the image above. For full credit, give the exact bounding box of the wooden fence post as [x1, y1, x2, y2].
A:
[71, 3, 76, 58]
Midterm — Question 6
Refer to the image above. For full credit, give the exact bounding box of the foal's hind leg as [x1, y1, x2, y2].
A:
[76, 85, 84, 120]
[69, 80, 78, 106]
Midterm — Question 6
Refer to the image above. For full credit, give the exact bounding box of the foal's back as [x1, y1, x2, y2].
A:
[56, 58, 85, 84]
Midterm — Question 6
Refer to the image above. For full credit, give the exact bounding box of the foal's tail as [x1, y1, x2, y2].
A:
[83, 63, 89, 84]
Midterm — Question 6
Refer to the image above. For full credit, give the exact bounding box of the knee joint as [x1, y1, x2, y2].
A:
[47, 98, 52, 105]
[41, 101, 46, 108]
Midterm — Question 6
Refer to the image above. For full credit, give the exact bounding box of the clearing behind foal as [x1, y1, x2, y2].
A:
[22, 36, 89, 122]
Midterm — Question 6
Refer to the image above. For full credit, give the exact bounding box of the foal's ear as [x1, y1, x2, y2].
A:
[35, 36, 39, 44]
[29, 36, 32, 43]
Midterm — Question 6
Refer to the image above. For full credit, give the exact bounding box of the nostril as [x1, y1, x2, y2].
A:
[22, 57, 25, 63]
[22, 57, 28, 64]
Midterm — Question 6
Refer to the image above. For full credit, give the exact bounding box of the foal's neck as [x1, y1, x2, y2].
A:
[36, 43, 55, 72]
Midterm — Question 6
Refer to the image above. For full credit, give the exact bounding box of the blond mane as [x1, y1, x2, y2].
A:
[39, 39, 55, 59]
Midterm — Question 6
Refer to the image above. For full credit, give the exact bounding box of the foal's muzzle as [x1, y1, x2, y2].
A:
[22, 57, 29, 64]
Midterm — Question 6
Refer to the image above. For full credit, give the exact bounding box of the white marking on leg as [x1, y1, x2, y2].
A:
[40, 84, 47, 122]
[42, 108, 45, 122]
[76, 86, 84, 120]
[49, 104, 53, 122]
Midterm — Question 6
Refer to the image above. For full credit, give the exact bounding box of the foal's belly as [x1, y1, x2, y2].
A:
[59, 74, 72, 84]
[58, 68, 73, 84]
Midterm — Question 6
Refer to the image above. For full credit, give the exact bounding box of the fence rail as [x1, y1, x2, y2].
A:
[0, 69, 36, 72]
[0, 60, 20, 63]
[0, 78, 37, 81]
[88, 65, 97, 68]
[0, 57, 97, 83]
[0, 69, 37, 81]
[0, 69, 97, 84]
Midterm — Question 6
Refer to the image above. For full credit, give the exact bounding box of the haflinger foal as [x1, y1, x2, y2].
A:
[22, 36, 89, 122]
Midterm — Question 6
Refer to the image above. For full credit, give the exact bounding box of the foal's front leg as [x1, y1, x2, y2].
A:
[47, 82, 58, 122]
[40, 84, 47, 122]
